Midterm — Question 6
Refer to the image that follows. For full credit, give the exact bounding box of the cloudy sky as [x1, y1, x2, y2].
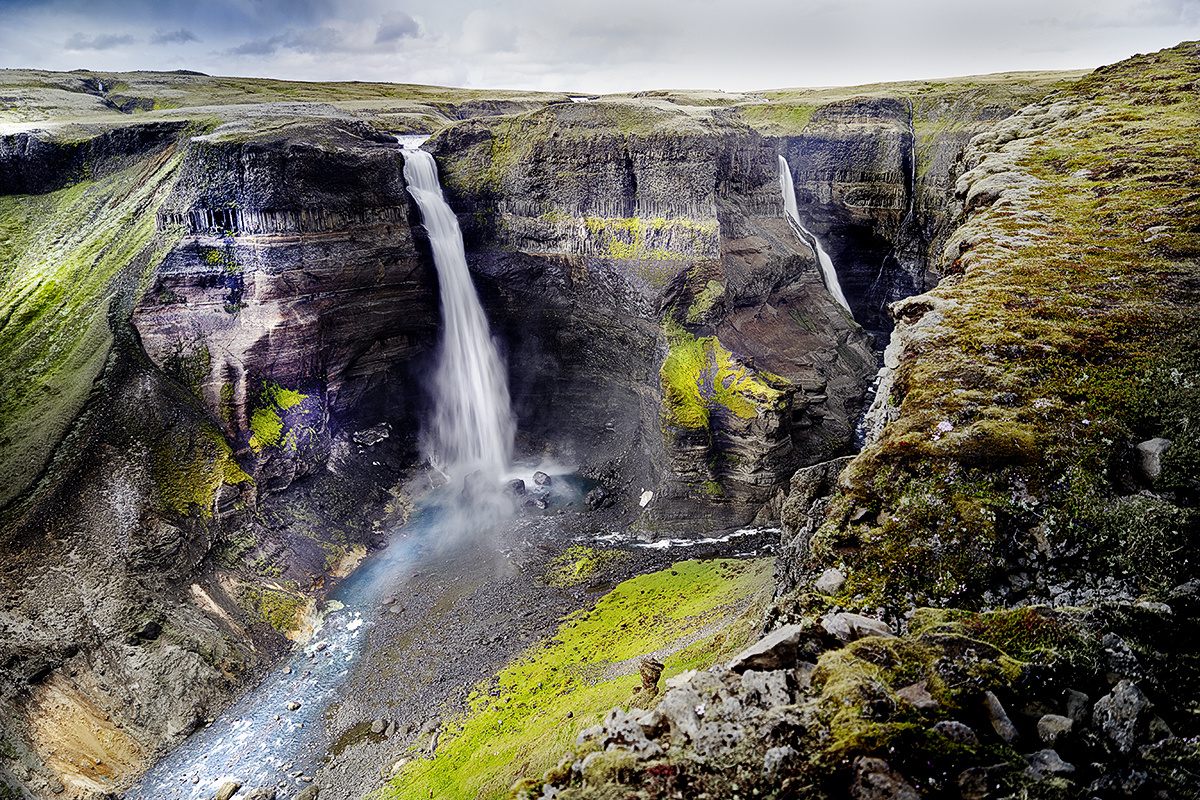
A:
[0, 0, 1197, 93]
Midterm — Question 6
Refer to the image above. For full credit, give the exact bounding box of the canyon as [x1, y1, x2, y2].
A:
[0, 41, 1196, 800]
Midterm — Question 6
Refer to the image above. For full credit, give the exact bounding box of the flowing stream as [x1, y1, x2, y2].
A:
[778, 155, 852, 314]
[125, 142, 519, 799]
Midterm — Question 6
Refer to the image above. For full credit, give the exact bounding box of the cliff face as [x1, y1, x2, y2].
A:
[0, 66, 1093, 799]
[133, 120, 438, 490]
[0, 116, 437, 800]
[773, 40, 1200, 637]
[429, 102, 875, 530]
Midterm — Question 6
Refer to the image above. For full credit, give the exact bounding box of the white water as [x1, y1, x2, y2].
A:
[778, 155, 852, 314]
[402, 147, 515, 483]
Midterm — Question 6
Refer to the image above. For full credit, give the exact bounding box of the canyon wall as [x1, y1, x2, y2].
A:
[0, 67, 1086, 798]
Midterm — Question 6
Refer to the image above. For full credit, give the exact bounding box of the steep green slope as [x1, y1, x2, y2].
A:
[0, 142, 184, 506]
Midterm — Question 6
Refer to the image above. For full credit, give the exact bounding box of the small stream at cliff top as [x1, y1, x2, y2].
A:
[126, 139, 525, 799]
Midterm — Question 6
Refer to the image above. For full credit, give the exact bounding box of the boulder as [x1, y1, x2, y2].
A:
[214, 782, 241, 800]
[1024, 749, 1075, 778]
[896, 680, 938, 711]
[957, 764, 1010, 800]
[598, 707, 663, 759]
[727, 624, 808, 672]
[533, 471, 552, 486]
[1036, 714, 1073, 747]
[740, 669, 792, 709]
[1064, 689, 1090, 725]
[813, 567, 846, 595]
[352, 424, 390, 447]
[763, 745, 798, 775]
[849, 757, 920, 800]
[933, 720, 978, 746]
[984, 691, 1018, 744]
[1093, 679, 1150, 754]
[820, 612, 894, 643]
[1135, 438, 1171, 481]
[585, 486, 614, 510]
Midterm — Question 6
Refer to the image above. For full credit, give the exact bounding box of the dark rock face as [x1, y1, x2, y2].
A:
[431, 107, 877, 531]
[0, 122, 189, 195]
[133, 125, 438, 489]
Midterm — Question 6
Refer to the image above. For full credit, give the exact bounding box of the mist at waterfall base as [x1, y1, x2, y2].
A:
[778, 155, 853, 315]
[402, 144, 521, 541]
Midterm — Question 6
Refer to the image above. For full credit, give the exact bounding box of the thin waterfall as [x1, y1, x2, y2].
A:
[778, 155, 852, 314]
[402, 146, 514, 483]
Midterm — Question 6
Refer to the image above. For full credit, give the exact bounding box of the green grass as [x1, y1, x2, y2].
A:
[378, 558, 773, 800]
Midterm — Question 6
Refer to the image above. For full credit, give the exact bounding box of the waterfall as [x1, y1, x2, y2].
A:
[402, 146, 514, 483]
[778, 155, 852, 314]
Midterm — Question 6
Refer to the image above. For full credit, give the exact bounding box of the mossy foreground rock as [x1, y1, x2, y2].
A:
[519, 600, 1200, 800]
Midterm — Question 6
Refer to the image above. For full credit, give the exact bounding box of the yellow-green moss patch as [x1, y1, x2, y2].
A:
[379, 558, 773, 800]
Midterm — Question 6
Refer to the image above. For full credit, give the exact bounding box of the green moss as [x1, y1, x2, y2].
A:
[686, 280, 726, 324]
[960, 606, 1099, 665]
[152, 423, 252, 518]
[237, 585, 306, 633]
[0, 146, 185, 507]
[660, 320, 787, 431]
[249, 407, 284, 451]
[543, 546, 631, 588]
[248, 381, 312, 453]
[382, 558, 773, 800]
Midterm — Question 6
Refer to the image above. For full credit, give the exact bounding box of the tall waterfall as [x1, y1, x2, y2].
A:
[402, 147, 514, 482]
[778, 155, 852, 314]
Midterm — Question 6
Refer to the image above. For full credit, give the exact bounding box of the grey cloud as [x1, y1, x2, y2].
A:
[375, 11, 419, 44]
[228, 37, 279, 56]
[64, 32, 137, 50]
[280, 26, 346, 53]
[150, 28, 200, 45]
[225, 26, 347, 58]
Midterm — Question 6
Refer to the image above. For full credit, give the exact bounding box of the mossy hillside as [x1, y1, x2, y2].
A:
[0, 144, 185, 508]
[524, 604, 1099, 800]
[734, 70, 1088, 137]
[809, 43, 1200, 609]
[660, 321, 789, 430]
[380, 558, 773, 800]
